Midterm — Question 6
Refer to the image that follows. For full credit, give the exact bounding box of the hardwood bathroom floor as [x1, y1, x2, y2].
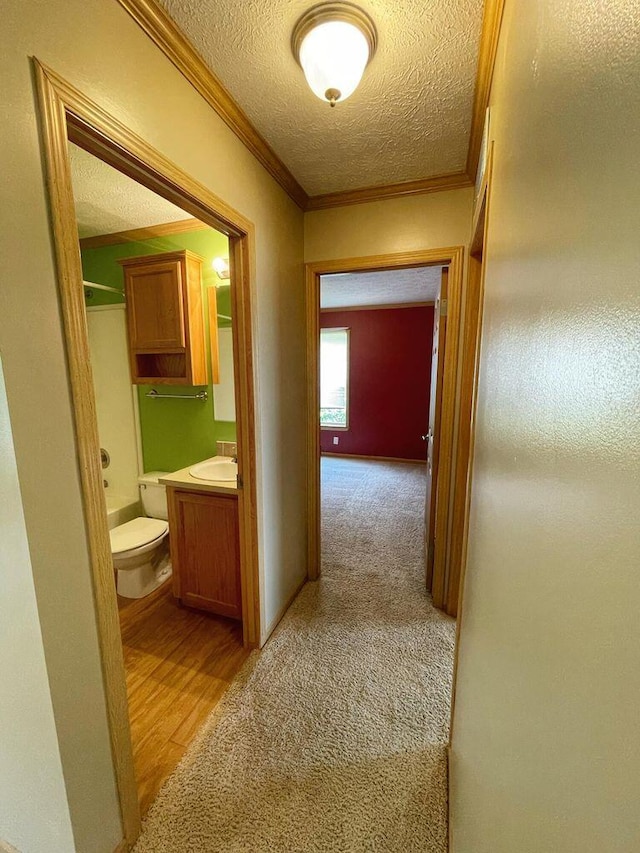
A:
[117, 580, 249, 814]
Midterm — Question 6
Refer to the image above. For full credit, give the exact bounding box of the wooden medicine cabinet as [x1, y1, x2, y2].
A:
[118, 249, 210, 385]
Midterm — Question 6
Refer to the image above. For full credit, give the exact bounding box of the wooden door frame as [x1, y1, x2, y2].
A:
[447, 144, 495, 619]
[305, 247, 465, 585]
[448, 145, 494, 746]
[425, 267, 448, 597]
[34, 59, 261, 848]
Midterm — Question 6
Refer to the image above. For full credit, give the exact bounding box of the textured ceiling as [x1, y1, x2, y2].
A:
[321, 267, 442, 309]
[159, 0, 484, 196]
[68, 144, 191, 237]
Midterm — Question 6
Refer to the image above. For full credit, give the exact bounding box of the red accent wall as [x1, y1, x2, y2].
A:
[320, 306, 434, 460]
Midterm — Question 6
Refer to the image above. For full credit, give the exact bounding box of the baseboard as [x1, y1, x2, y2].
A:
[261, 573, 307, 645]
[446, 744, 453, 853]
[321, 452, 426, 465]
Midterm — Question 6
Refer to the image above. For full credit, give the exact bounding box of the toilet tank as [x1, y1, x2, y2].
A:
[138, 472, 169, 520]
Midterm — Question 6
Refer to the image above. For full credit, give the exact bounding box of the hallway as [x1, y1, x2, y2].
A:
[135, 456, 455, 852]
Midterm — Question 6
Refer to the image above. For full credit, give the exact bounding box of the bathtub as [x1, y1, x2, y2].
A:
[105, 494, 141, 530]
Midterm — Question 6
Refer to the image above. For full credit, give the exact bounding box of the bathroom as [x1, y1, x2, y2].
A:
[71, 143, 250, 812]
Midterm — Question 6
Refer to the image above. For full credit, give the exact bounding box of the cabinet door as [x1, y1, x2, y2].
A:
[169, 490, 241, 620]
[125, 258, 185, 350]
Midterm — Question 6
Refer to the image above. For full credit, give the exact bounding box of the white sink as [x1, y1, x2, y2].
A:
[189, 456, 237, 482]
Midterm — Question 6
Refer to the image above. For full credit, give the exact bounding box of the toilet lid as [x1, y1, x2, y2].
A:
[110, 517, 169, 554]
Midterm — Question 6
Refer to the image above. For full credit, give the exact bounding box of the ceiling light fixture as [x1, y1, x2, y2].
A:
[292, 2, 377, 108]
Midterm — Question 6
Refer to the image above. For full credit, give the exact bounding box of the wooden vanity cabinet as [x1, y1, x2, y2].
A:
[118, 250, 208, 385]
[167, 488, 242, 620]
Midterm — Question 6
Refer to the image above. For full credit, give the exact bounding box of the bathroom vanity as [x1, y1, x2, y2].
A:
[160, 464, 241, 620]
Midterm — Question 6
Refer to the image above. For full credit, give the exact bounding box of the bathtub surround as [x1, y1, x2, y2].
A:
[81, 228, 237, 472]
[105, 494, 141, 530]
[134, 457, 454, 851]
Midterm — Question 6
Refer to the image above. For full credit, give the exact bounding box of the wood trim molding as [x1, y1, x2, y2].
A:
[79, 217, 208, 250]
[229, 229, 262, 647]
[112, 0, 505, 212]
[306, 263, 321, 580]
[34, 58, 262, 848]
[466, 0, 506, 181]
[307, 249, 463, 276]
[322, 452, 426, 465]
[446, 253, 482, 618]
[448, 147, 494, 750]
[306, 247, 464, 584]
[320, 301, 434, 313]
[34, 60, 141, 847]
[306, 172, 473, 211]
[39, 64, 252, 237]
[114, 0, 308, 209]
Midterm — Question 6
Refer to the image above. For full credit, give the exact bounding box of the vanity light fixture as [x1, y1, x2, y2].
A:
[212, 257, 230, 280]
[292, 2, 377, 108]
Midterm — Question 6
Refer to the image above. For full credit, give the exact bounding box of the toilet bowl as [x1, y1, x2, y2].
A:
[110, 472, 172, 599]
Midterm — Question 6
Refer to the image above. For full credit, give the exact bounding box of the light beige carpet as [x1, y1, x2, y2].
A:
[134, 457, 455, 852]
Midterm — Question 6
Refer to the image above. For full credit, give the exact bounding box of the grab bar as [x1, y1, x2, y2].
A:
[146, 389, 208, 401]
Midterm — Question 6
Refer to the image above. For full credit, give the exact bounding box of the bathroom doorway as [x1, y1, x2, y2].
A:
[69, 141, 253, 813]
[36, 63, 260, 842]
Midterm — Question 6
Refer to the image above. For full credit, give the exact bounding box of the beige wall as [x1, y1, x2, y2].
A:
[451, 1, 640, 850]
[0, 361, 75, 853]
[1, 0, 306, 848]
[304, 188, 473, 262]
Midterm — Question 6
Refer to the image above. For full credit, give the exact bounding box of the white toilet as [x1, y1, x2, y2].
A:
[109, 472, 172, 599]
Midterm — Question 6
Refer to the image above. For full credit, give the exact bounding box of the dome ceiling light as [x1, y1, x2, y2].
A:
[292, 2, 378, 108]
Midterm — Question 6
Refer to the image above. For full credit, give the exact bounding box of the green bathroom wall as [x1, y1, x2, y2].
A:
[81, 227, 236, 473]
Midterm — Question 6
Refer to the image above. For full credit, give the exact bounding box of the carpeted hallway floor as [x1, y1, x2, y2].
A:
[134, 456, 455, 852]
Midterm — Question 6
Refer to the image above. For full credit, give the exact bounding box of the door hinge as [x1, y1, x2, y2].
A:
[440, 299, 448, 317]
[237, 475, 243, 490]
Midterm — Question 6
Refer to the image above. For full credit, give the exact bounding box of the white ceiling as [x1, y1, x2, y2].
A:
[159, 0, 484, 196]
[68, 144, 192, 237]
[321, 267, 442, 309]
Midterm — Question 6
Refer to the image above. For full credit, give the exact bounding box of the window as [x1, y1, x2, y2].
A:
[320, 327, 349, 428]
